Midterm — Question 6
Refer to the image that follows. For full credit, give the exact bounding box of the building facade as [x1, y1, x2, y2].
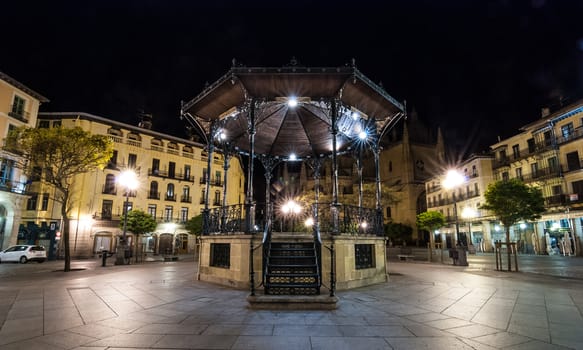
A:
[425, 154, 495, 250]
[0, 72, 49, 250]
[489, 100, 583, 256]
[21, 112, 245, 258]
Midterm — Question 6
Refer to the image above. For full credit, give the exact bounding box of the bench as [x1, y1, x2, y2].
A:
[397, 254, 415, 261]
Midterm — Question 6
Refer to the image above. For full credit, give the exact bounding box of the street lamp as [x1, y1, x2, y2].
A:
[443, 169, 465, 246]
[115, 170, 139, 265]
[281, 200, 302, 232]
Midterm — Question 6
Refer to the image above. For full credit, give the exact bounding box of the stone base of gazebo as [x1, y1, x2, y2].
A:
[197, 233, 388, 292]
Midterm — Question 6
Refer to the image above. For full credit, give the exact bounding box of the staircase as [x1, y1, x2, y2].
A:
[264, 241, 320, 295]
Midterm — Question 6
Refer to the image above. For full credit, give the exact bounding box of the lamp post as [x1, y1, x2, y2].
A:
[461, 207, 477, 249]
[443, 169, 465, 247]
[115, 170, 138, 265]
[281, 200, 302, 233]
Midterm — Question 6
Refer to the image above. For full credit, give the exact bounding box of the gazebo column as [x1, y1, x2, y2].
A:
[260, 155, 279, 242]
[307, 158, 323, 242]
[220, 153, 231, 233]
[372, 143, 384, 236]
[245, 99, 256, 234]
[330, 100, 340, 235]
[202, 122, 216, 236]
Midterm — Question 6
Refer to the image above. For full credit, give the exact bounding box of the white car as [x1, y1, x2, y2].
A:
[0, 245, 47, 264]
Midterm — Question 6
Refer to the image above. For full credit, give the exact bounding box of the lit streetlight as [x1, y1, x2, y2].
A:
[443, 169, 465, 246]
[115, 170, 139, 265]
[281, 200, 302, 233]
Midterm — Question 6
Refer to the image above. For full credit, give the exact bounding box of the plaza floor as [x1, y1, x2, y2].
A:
[0, 256, 582, 349]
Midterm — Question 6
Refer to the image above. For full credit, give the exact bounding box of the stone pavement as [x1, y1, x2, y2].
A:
[0, 258, 582, 349]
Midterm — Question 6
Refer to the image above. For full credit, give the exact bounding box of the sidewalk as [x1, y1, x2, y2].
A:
[1, 258, 582, 349]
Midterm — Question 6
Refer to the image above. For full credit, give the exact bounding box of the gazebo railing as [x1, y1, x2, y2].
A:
[206, 202, 377, 235]
[317, 203, 377, 235]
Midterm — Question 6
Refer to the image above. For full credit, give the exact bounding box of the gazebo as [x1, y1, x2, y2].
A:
[181, 59, 405, 301]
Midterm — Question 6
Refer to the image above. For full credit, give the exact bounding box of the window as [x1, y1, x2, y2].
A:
[502, 172, 509, 181]
[572, 180, 583, 197]
[543, 131, 552, 146]
[562, 122, 574, 139]
[152, 158, 160, 174]
[548, 156, 558, 172]
[164, 206, 173, 222]
[166, 183, 175, 200]
[147, 204, 156, 218]
[512, 144, 520, 159]
[552, 185, 562, 196]
[389, 161, 392, 172]
[531, 163, 538, 178]
[386, 207, 391, 218]
[527, 138, 535, 153]
[180, 207, 188, 223]
[200, 189, 206, 204]
[128, 154, 137, 168]
[27, 194, 38, 210]
[104, 174, 116, 194]
[515, 167, 523, 180]
[214, 191, 221, 206]
[499, 150, 507, 161]
[123, 201, 133, 215]
[149, 181, 159, 199]
[566, 151, 580, 171]
[181, 185, 190, 202]
[41, 193, 49, 211]
[10, 95, 26, 118]
[184, 164, 191, 180]
[38, 120, 50, 128]
[169, 162, 176, 178]
[101, 200, 113, 220]
[474, 183, 479, 195]
[472, 165, 477, 176]
[108, 150, 118, 169]
[201, 168, 207, 184]
[215, 171, 221, 185]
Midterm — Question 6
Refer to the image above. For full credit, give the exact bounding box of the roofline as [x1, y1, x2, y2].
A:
[0, 71, 50, 103]
[181, 64, 405, 115]
[38, 112, 205, 148]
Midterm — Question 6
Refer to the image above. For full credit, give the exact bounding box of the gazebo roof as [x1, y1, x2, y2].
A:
[181, 62, 405, 158]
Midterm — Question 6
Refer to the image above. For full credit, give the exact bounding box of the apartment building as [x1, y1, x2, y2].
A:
[22, 112, 245, 258]
[425, 154, 495, 250]
[490, 100, 583, 255]
[0, 71, 49, 250]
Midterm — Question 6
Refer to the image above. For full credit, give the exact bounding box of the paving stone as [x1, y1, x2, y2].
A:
[386, 336, 476, 350]
[231, 335, 310, 350]
[473, 331, 531, 348]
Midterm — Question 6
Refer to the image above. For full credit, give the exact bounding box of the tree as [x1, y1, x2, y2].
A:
[479, 179, 545, 271]
[416, 211, 446, 261]
[384, 222, 413, 246]
[121, 209, 157, 262]
[185, 214, 203, 256]
[5, 126, 113, 271]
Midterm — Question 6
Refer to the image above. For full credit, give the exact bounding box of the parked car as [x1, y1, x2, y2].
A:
[0, 245, 47, 264]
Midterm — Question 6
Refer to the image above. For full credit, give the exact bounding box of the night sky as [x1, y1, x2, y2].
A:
[3, 0, 583, 157]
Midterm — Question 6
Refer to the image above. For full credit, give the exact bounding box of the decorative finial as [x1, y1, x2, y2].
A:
[351, 58, 356, 67]
[232, 58, 236, 67]
[290, 56, 298, 66]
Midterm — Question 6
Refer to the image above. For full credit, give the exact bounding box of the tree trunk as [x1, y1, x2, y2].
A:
[61, 196, 71, 272]
[506, 227, 511, 271]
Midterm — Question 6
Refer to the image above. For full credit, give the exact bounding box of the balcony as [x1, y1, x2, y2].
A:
[148, 168, 195, 182]
[102, 185, 117, 195]
[199, 198, 206, 204]
[213, 200, 221, 206]
[212, 179, 222, 187]
[545, 194, 567, 207]
[165, 194, 176, 201]
[521, 166, 562, 182]
[0, 180, 29, 195]
[180, 195, 192, 203]
[147, 191, 160, 200]
[8, 108, 30, 123]
[556, 127, 583, 145]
